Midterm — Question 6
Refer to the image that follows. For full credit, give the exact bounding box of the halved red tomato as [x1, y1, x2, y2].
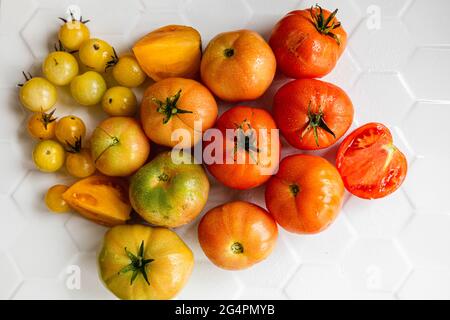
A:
[336, 123, 407, 199]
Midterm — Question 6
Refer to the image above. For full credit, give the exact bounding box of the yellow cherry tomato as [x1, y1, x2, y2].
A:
[58, 19, 90, 51]
[112, 54, 146, 88]
[19, 76, 57, 112]
[43, 51, 79, 86]
[27, 110, 57, 140]
[66, 148, 95, 178]
[55, 115, 86, 147]
[45, 184, 70, 213]
[79, 38, 114, 73]
[101, 86, 137, 116]
[32, 140, 65, 172]
[70, 71, 107, 106]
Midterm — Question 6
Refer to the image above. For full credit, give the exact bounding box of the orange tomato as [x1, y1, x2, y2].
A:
[205, 105, 280, 190]
[140, 77, 217, 148]
[201, 29, 276, 102]
[336, 123, 407, 199]
[273, 78, 353, 150]
[198, 201, 278, 270]
[269, 5, 347, 78]
[66, 148, 96, 178]
[265, 154, 344, 234]
[27, 110, 57, 140]
[133, 25, 201, 81]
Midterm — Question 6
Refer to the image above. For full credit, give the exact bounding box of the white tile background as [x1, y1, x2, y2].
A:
[0, 0, 449, 300]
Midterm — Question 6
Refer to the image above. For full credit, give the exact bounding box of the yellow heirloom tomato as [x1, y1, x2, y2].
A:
[32, 140, 65, 172]
[98, 224, 194, 300]
[45, 184, 70, 213]
[132, 25, 201, 81]
[110, 53, 146, 88]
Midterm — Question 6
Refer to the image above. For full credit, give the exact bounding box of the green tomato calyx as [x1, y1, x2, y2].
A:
[310, 5, 342, 45]
[152, 89, 193, 124]
[119, 240, 154, 286]
[301, 101, 336, 147]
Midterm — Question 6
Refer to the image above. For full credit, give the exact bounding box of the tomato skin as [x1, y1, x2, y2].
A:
[78, 38, 114, 73]
[27, 111, 57, 140]
[91, 117, 150, 177]
[141, 77, 217, 148]
[32, 140, 65, 172]
[70, 71, 107, 106]
[336, 123, 407, 199]
[201, 30, 276, 102]
[55, 115, 86, 147]
[205, 106, 280, 190]
[45, 184, 70, 213]
[42, 51, 79, 86]
[269, 7, 347, 79]
[273, 79, 353, 150]
[112, 54, 146, 88]
[66, 148, 95, 178]
[99, 224, 194, 300]
[58, 21, 90, 51]
[19, 77, 57, 112]
[198, 201, 278, 270]
[265, 154, 344, 234]
[101, 86, 137, 116]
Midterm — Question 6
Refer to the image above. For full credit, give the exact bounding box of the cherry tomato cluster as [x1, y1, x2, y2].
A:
[18, 12, 147, 212]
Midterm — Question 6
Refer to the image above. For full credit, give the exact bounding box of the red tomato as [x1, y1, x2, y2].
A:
[205, 106, 280, 190]
[273, 79, 353, 150]
[269, 5, 347, 78]
[265, 154, 344, 234]
[336, 123, 407, 199]
[198, 201, 278, 270]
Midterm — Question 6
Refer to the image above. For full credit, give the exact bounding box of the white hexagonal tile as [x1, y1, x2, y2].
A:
[64, 215, 107, 253]
[128, 10, 189, 45]
[342, 238, 411, 292]
[0, 0, 37, 35]
[235, 234, 300, 289]
[345, 191, 413, 238]
[12, 170, 74, 221]
[238, 287, 287, 300]
[0, 141, 28, 195]
[0, 252, 22, 299]
[285, 216, 356, 264]
[13, 278, 70, 300]
[402, 48, 450, 101]
[354, 0, 412, 17]
[323, 50, 361, 92]
[177, 261, 242, 299]
[402, 102, 450, 158]
[399, 214, 450, 268]
[0, 34, 34, 87]
[62, 252, 115, 300]
[0, 88, 26, 140]
[10, 217, 78, 277]
[350, 73, 414, 126]
[402, 157, 450, 212]
[0, 195, 25, 251]
[182, 0, 252, 44]
[141, 0, 188, 11]
[350, 18, 415, 71]
[403, 0, 450, 45]
[21, 8, 62, 60]
[76, 0, 142, 36]
[398, 267, 450, 300]
[301, 0, 362, 34]
[244, 0, 301, 39]
[285, 263, 394, 300]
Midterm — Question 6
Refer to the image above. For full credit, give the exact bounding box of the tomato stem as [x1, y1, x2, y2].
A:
[301, 101, 336, 147]
[231, 242, 244, 254]
[309, 5, 342, 45]
[119, 240, 154, 286]
[152, 89, 193, 124]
